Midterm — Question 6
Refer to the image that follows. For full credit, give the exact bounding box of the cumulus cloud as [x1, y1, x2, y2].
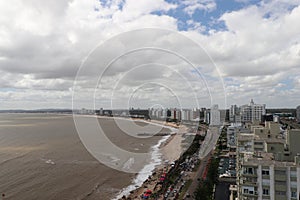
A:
[183, 1, 300, 106]
[181, 0, 216, 15]
[0, 0, 299, 109]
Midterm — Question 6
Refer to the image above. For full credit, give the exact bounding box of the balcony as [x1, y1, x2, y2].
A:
[243, 191, 258, 197]
[262, 174, 270, 179]
[275, 174, 286, 181]
[275, 184, 287, 191]
[242, 181, 257, 186]
[242, 172, 257, 177]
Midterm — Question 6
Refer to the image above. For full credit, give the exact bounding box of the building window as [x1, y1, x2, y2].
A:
[290, 171, 297, 177]
[291, 191, 297, 198]
[263, 189, 269, 195]
[291, 181, 297, 188]
[243, 187, 255, 195]
[262, 170, 270, 176]
[244, 167, 254, 174]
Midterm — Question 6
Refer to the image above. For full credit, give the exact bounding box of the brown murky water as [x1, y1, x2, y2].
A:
[0, 114, 167, 200]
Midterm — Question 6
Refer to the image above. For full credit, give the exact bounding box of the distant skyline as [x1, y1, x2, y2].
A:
[1, 0, 300, 109]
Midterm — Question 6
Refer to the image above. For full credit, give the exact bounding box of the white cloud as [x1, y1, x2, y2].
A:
[113, 0, 177, 23]
[0, 0, 300, 109]
[180, 1, 300, 107]
[182, 0, 216, 15]
[200, 3, 300, 77]
[186, 20, 206, 32]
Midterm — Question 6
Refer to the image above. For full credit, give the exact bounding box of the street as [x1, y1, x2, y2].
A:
[214, 182, 230, 200]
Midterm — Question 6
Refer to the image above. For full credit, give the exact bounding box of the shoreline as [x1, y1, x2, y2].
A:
[71, 114, 187, 199]
[113, 135, 171, 200]
[113, 119, 188, 200]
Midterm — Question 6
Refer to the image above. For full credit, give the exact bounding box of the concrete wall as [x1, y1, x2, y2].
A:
[288, 129, 300, 160]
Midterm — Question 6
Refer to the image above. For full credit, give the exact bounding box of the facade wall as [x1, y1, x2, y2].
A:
[288, 129, 300, 161]
[239, 100, 266, 123]
[297, 106, 300, 123]
[210, 104, 221, 126]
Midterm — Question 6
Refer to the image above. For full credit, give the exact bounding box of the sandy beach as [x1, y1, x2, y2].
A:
[161, 125, 187, 162]
[116, 120, 189, 200]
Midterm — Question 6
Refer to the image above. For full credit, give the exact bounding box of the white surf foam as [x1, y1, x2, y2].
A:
[112, 134, 170, 200]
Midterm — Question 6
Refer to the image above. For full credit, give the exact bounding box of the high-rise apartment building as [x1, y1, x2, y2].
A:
[230, 105, 241, 123]
[240, 99, 266, 123]
[210, 104, 221, 126]
[237, 152, 300, 200]
[297, 105, 300, 123]
[236, 124, 300, 200]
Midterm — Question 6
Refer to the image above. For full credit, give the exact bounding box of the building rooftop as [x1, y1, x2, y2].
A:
[237, 133, 257, 141]
[241, 152, 299, 167]
[264, 137, 285, 144]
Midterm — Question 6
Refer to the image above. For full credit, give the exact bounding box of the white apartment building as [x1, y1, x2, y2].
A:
[236, 126, 300, 200]
[297, 105, 300, 123]
[227, 124, 250, 148]
[237, 152, 300, 200]
[240, 99, 266, 123]
[210, 104, 221, 126]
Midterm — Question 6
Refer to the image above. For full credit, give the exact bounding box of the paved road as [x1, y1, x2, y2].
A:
[181, 126, 221, 199]
[184, 151, 212, 199]
[214, 182, 230, 200]
[199, 126, 221, 159]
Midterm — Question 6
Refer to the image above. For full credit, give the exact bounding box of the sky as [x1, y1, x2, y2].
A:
[0, 0, 300, 109]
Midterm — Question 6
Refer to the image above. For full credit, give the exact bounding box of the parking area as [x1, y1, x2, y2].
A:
[218, 157, 236, 178]
[163, 153, 200, 200]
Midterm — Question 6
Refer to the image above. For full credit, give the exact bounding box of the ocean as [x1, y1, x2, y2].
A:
[0, 114, 170, 200]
